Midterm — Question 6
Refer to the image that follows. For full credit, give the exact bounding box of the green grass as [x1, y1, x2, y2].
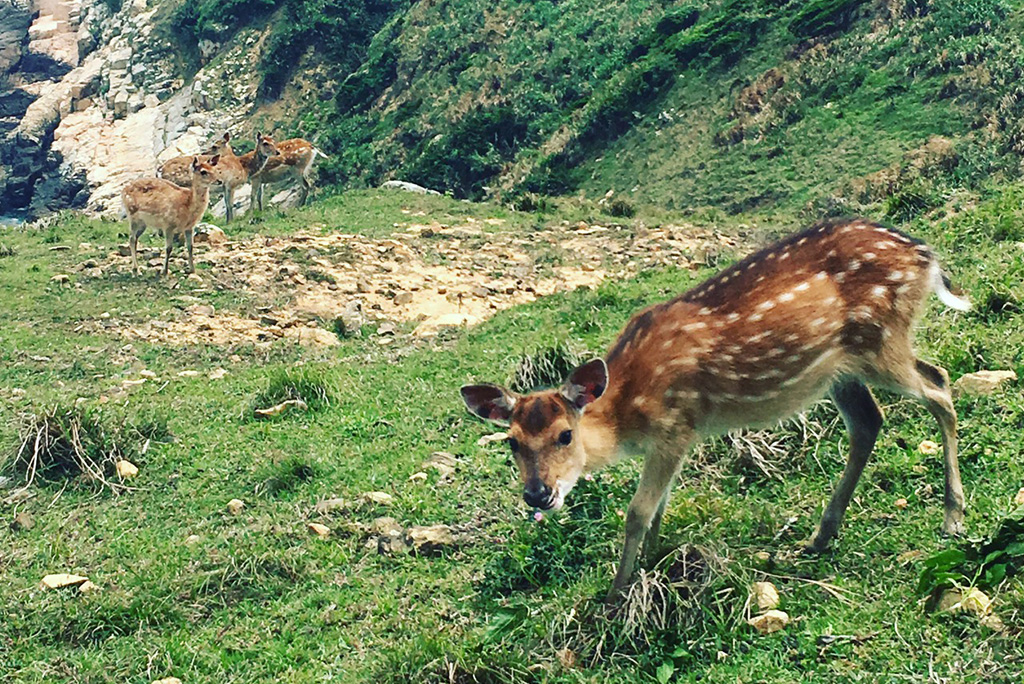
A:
[1, 187, 1024, 683]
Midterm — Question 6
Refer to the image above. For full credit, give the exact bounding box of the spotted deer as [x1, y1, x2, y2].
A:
[461, 219, 971, 598]
[249, 138, 329, 212]
[158, 132, 280, 222]
[122, 155, 223, 276]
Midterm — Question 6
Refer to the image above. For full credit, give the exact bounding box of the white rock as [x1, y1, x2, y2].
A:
[953, 370, 1017, 397]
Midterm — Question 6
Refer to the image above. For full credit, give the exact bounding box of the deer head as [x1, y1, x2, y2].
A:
[461, 359, 607, 509]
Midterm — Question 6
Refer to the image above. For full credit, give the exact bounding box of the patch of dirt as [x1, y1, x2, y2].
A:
[90, 213, 731, 347]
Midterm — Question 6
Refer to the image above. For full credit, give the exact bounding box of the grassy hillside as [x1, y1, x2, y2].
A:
[1, 185, 1023, 682]
[164, 0, 1024, 224]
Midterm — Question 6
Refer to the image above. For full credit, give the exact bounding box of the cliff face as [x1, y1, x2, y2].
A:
[0, 0, 260, 218]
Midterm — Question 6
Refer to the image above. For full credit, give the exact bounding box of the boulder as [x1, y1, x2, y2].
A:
[953, 370, 1017, 397]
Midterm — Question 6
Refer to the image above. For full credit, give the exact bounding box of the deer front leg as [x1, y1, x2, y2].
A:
[609, 440, 688, 600]
[129, 221, 143, 275]
[185, 227, 194, 274]
[224, 184, 234, 223]
[807, 380, 882, 552]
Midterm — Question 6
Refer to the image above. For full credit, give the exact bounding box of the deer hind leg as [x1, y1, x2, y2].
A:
[609, 433, 691, 600]
[162, 229, 173, 276]
[872, 356, 964, 537]
[806, 379, 883, 552]
[251, 179, 262, 213]
[297, 175, 311, 207]
[911, 359, 964, 536]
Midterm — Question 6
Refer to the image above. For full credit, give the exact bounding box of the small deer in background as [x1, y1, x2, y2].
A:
[461, 219, 971, 598]
[249, 137, 329, 213]
[158, 132, 280, 222]
[123, 155, 223, 276]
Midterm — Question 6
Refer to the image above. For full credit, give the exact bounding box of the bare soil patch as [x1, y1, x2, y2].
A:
[90, 213, 733, 347]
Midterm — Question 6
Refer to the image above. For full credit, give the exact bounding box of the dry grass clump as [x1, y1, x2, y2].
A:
[508, 341, 592, 394]
[4, 405, 170, 493]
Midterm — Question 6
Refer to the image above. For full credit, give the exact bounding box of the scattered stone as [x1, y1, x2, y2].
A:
[152, 678, 183, 684]
[283, 326, 341, 348]
[41, 573, 90, 590]
[1014, 487, 1024, 507]
[477, 432, 509, 447]
[918, 440, 940, 455]
[226, 499, 245, 515]
[747, 609, 790, 635]
[371, 516, 404, 537]
[894, 498, 909, 510]
[380, 180, 442, 195]
[751, 581, 780, 612]
[115, 460, 139, 479]
[314, 497, 347, 515]
[393, 292, 413, 306]
[208, 368, 228, 380]
[117, 244, 132, 257]
[378, 534, 409, 555]
[50, 274, 70, 284]
[254, 399, 308, 418]
[185, 534, 201, 545]
[78, 580, 100, 594]
[195, 224, 227, 245]
[937, 587, 1002, 629]
[953, 370, 1017, 397]
[362, 491, 393, 506]
[139, 370, 157, 379]
[121, 378, 146, 388]
[177, 370, 200, 377]
[11, 511, 34, 532]
[422, 451, 458, 479]
[308, 523, 331, 538]
[409, 472, 427, 482]
[406, 525, 455, 554]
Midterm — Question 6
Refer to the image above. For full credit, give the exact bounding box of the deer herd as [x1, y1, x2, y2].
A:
[122, 131, 327, 275]
[118, 128, 975, 601]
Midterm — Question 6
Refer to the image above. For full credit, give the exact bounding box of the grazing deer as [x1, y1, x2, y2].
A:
[158, 132, 280, 222]
[461, 219, 971, 598]
[122, 155, 223, 276]
[249, 138, 329, 212]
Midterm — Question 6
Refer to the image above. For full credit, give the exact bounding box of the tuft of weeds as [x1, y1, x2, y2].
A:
[507, 341, 592, 394]
[254, 455, 318, 498]
[249, 366, 335, 417]
[0, 243, 16, 258]
[4, 405, 150, 491]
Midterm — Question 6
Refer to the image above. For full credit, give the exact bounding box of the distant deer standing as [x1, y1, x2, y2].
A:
[158, 132, 280, 222]
[249, 138, 329, 212]
[122, 155, 223, 276]
[461, 219, 971, 598]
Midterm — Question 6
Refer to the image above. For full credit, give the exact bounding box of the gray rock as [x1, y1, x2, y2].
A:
[380, 180, 442, 196]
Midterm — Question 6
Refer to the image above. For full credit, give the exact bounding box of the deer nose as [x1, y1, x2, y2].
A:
[523, 481, 553, 509]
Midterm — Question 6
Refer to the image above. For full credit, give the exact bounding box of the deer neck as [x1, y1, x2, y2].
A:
[240, 149, 269, 178]
[188, 182, 211, 222]
[578, 395, 623, 472]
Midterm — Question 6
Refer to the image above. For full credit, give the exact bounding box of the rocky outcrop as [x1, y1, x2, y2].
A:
[1, 0, 264, 218]
[0, 1, 31, 82]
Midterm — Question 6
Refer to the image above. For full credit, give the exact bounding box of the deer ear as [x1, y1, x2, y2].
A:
[560, 359, 607, 410]
[256, 131, 263, 142]
[461, 384, 517, 423]
[223, 132, 231, 141]
[191, 156, 200, 171]
[209, 154, 220, 165]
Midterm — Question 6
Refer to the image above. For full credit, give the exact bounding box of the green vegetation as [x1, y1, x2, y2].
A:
[2, 183, 1023, 681]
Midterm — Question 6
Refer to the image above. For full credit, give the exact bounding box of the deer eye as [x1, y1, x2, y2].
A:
[508, 437, 520, 452]
[558, 430, 572, 446]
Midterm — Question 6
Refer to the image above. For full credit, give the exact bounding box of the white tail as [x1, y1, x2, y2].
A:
[462, 218, 969, 598]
